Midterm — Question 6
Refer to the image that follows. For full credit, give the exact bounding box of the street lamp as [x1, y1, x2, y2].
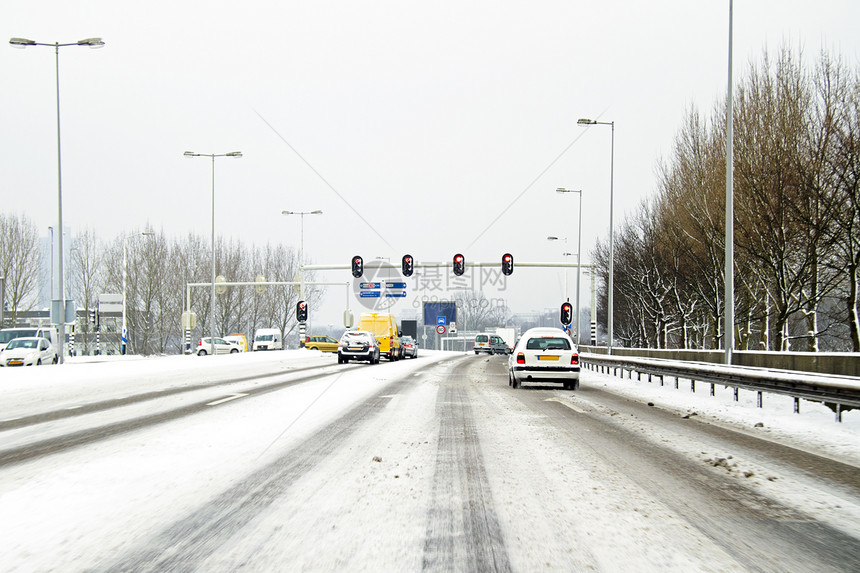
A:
[556, 188, 584, 346]
[184, 150, 243, 356]
[281, 209, 323, 300]
[11, 36, 105, 364]
[578, 118, 614, 353]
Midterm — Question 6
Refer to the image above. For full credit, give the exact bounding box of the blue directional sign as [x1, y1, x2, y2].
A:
[384, 292, 407, 298]
[360, 282, 381, 289]
[385, 282, 407, 289]
[437, 316, 447, 326]
[360, 291, 381, 298]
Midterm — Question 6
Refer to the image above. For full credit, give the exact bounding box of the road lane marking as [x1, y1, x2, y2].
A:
[206, 393, 249, 406]
[545, 397, 587, 414]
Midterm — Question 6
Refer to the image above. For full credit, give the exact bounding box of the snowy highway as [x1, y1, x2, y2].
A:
[1, 350, 859, 572]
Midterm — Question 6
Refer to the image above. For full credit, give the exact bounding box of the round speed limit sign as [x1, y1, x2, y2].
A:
[436, 325, 446, 335]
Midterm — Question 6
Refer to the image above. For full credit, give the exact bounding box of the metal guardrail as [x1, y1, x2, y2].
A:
[581, 353, 860, 423]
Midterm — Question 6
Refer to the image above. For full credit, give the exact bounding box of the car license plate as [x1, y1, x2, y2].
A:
[538, 355, 559, 361]
[348, 346, 363, 351]
[9, 360, 23, 365]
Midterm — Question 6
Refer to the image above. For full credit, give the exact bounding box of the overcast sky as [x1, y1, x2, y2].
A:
[3, 1, 859, 330]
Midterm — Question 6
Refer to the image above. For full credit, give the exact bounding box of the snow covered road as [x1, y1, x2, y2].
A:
[0, 350, 858, 571]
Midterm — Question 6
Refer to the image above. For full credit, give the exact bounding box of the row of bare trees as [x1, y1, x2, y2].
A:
[0, 217, 323, 355]
[593, 48, 860, 352]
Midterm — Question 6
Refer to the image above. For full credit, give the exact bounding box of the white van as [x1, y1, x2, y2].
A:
[0, 327, 59, 352]
[253, 328, 283, 351]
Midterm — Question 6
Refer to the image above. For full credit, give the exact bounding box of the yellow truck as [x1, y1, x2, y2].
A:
[356, 312, 402, 361]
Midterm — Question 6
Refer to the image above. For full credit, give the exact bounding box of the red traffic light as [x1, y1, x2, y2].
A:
[453, 253, 465, 276]
[296, 300, 308, 322]
[560, 302, 573, 325]
[402, 254, 414, 277]
[351, 255, 363, 278]
[501, 253, 513, 275]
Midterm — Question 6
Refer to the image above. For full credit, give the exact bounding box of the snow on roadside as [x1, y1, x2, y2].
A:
[581, 365, 860, 467]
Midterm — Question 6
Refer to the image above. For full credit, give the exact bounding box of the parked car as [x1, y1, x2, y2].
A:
[305, 335, 339, 352]
[0, 337, 57, 366]
[401, 335, 418, 358]
[508, 327, 580, 390]
[338, 330, 380, 364]
[196, 337, 241, 356]
[253, 328, 283, 351]
[224, 334, 248, 352]
[0, 327, 59, 352]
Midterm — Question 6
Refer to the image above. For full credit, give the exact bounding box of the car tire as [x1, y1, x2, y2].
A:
[230, 348, 238, 354]
[52, 356, 58, 364]
[198, 350, 207, 356]
[512, 374, 521, 389]
[36, 359, 42, 366]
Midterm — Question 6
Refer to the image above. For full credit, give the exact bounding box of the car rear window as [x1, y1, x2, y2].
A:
[344, 333, 370, 342]
[526, 337, 571, 350]
[476, 335, 488, 342]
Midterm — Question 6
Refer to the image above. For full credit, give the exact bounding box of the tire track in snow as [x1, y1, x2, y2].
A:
[421, 357, 512, 572]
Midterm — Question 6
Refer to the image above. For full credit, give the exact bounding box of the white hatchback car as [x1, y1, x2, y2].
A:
[196, 337, 242, 356]
[0, 337, 58, 366]
[508, 327, 580, 390]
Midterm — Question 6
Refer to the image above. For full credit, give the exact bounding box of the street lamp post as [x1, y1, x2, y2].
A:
[578, 118, 614, 353]
[725, 0, 735, 364]
[48, 226, 54, 303]
[556, 188, 584, 346]
[184, 151, 243, 356]
[10, 36, 104, 363]
[281, 210, 323, 301]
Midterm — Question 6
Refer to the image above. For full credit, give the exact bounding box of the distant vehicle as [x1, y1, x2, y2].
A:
[224, 334, 248, 352]
[0, 337, 58, 366]
[196, 337, 241, 356]
[401, 335, 418, 359]
[338, 330, 380, 364]
[356, 313, 401, 361]
[474, 334, 491, 354]
[508, 327, 580, 390]
[489, 335, 510, 355]
[253, 328, 283, 351]
[0, 327, 58, 352]
[305, 335, 339, 353]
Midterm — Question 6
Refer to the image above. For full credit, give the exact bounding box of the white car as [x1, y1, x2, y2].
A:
[0, 337, 58, 366]
[508, 327, 580, 390]
[196, 337, 242, 356]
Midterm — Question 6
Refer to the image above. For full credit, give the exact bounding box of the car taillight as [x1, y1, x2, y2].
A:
[516, 352, 525, 364]
[571, 353, 579, 366]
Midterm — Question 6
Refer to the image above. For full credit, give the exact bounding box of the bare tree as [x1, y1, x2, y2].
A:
[69, 228, 103, 354]
[0, 214, 41, 323]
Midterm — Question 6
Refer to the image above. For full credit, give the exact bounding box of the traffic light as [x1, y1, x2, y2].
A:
[296, 300, 308, 322]
[401, 254, 414, 277]
[351, 255, 363, 278]
[453, 253, 465, 276]
[502, 253, 514, 276]
[560, 302, 573, 326]
[89, 308, 97, 325]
